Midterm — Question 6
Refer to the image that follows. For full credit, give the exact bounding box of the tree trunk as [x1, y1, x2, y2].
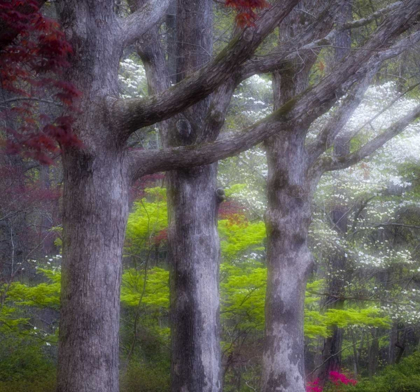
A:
[56, 4, 127, 391]
[262, 47, 314, 389]
[58, 150, 129, 392]
[261, 5, 320, 388]
[168, 164, 222, 392]
[262, 129, 313, 391]
[168, 1, 222, 391]
[368, 329, 379, 378]
[318, 172, 348, 384]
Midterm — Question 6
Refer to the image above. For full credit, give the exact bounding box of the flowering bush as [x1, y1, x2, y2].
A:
[307, 371, 357, 392]
[307, 378, 323, 392]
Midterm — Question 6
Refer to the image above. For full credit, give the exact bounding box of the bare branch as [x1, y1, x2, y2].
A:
[322, 104, 420, 172]
[306, 74, 375, 166]
[341, 1, 403, 30]
[0, 97, 63, 107]
[239, 2, 339, 79]
[121, 0, 170, 48]
[238, 1, 404, 80]
[127, 121, 279, 179]
[307, 30, 420, 165]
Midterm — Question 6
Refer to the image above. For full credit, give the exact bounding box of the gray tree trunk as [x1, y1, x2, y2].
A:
[261, 10, 317, 386]
[58, 150, 129, 392]
[262, 128, 313, 391]
[168, 1, 222, 391]
[56, 3, 128, 391]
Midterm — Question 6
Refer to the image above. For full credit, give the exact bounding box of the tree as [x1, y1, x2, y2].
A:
[2, 1, 420, 392]
[260, 2, 420, 390]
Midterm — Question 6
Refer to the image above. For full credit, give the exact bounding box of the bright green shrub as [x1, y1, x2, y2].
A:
[347, 351, 420, 392]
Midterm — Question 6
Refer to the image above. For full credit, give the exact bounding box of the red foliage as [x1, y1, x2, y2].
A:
[130, 171, 166, 203]
[0, 0, 81, 164]
[225, 0, 269, 27]
[153, 228, 168, 245]
[218, 199, 246, 220]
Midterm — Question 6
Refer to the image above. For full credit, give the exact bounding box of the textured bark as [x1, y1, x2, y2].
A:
[262, 6, 317, 389]
[55, 3, 129, 391]
[259, 3, 420, 390]
[58, 149, 129, 392]
[168, 1, 222, 391]
[262, 129, 313, 391]
[168, 163, 222, 392]
[134, 2, 223, 389]
[129, 24, 420, 179]
[112, 0, 300, 132]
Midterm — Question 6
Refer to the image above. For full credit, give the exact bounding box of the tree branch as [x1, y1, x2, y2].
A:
[127, 0, 420, 179]
[238, 1, 404, 80]
[340, 1, 403, 30]
[306, 71, 377, 166]
[306, 30, 420, 166]
[127, 121, 279, 180]
[238, 2, 338, 79]
[111, 0, 301, 135]
[121, 0, 171, 48]
[322, 104, 420, 172]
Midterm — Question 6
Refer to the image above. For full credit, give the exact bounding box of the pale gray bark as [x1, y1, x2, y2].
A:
[262, 4, 317, 390]
[263, 127, 314, 391]
[260, 2, 420, 390]
[168, 1, 222, 391]
[121, 0, 170, 47]
[55, 3, 129, 391]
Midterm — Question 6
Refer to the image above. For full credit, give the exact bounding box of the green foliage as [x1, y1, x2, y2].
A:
[0, 374, 56, 392]
[221, 262, 266, 332]
[348, 351, 420, 392]
[0, 337, 55, 383]
[125, 188, 168, 253]
[219, 219, 266, 260]
[325, 308, 390, 329]
[121, 268, 170, 310]
[0, 268, 60, 343]
[6, 268, 60, 310]
[120, 362, 170, 392]
[224, 183, 248, 198]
